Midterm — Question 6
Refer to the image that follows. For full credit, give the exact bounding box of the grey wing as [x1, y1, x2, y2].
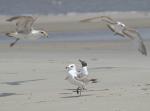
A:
[77, 69, 82, 78]
[70, 77, 85, 89]
[80, 16, 102, 22]
[100, 16, 117, 24]
[107, 24, 125, 37]
[80, 16, 116, 24]
[107, 24, 115, 32]
[6, 16, 36, 34]
[75, 76, 89, 84]
[77, 68, 86, 78]
[77, 68, 88, 78]
[122, 28, 147, 56]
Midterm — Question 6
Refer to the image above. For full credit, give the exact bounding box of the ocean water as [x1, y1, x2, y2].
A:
[0, 0, 149, 15]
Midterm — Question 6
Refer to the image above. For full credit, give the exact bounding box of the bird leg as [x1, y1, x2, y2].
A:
[76, 87, 82, 96]
[76, 87, 80, 94]
[10, 38, 20, 47]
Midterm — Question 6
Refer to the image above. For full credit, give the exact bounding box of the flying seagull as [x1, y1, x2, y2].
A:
[80, 16, 147, 56]
[65, 60, 97, 96]
[6, 16, 48, 47]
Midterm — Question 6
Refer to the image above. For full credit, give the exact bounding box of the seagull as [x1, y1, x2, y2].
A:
[65, 60, 97, 96]
[80, 16, 147, 56]
[6, 16, 48, 47]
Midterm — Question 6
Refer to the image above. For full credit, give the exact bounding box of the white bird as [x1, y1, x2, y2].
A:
[65, 60, 97, 95]
[80, 16, 147, 56]
[77, 59, 89, 78]
[6, 16, 48, 47]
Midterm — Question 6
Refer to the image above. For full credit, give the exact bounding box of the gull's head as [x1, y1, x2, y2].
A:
[66, 64, 76, 71]
[117, 22, 125, 27]
[39, 31, 48, 38]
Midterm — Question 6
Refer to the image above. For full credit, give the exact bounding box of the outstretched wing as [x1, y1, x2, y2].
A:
[100, 16, 117, 24]
[122, 28, 147, 56]
[80, 16, 117, 24]
[80, 16, 102, 22]
[6, 16, 37, 34]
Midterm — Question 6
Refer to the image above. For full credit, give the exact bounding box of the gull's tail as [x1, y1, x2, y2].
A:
[89, 78, 98, 83]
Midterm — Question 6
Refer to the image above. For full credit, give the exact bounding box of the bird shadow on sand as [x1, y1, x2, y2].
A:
[1, 78, 46, 85]
[60, 88, 109, 98]
[61, 94, 93, 98]
[64, 88, 109, 92]
[90, 66, 120, 70]
[0, 92, 19, 97]
[145, 83, 150, 86]
[140, 83, 150, 91]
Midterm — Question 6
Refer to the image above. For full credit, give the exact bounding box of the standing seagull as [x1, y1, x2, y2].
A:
[80, 16, 147, 56]
[65, 60, 97, 96]
[6, 16, 48, 47]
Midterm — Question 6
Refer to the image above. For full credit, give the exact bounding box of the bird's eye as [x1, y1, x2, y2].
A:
[71, 66, 73, 68]
[41, 32, 44, 34]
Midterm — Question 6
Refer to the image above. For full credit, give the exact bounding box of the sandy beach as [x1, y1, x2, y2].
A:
[0, 39, 149, 111]
[0, 11, 149, 111]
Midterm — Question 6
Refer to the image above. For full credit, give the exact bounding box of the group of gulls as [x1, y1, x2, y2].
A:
[5, 15, 147, 56]
[5, 15, 147, 95]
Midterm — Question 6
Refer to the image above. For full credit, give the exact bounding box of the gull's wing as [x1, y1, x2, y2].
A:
[107, 24, 126, 37]
[80, 16, 117, 24]
[75, 76, 89, 84]
[67, 76, 85, 89]
[80, 16, 126, 37]
[122, 28, 147, 56]
[100, 16, 117, 24]
[107, 24, 116, 32]
[6, 16, 36, 34]
[80, 16, 102, 22]
[77, 68, 88, 77]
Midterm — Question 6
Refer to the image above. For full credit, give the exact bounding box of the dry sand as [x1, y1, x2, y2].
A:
[0, 40, 150, 111]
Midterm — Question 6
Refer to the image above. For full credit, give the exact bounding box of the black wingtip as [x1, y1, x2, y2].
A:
[78, 59, 87, 67]
[142, 51, 147, 56]
[6, 17, 15, 22]
[90, 78, 98, 83]
[139, 42, 147, 56]
[10, 43, 15, 47]
[6, 18, 11, 22]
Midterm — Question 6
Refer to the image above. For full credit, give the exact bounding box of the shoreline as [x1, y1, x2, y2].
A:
[0, 11, 150, 33]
